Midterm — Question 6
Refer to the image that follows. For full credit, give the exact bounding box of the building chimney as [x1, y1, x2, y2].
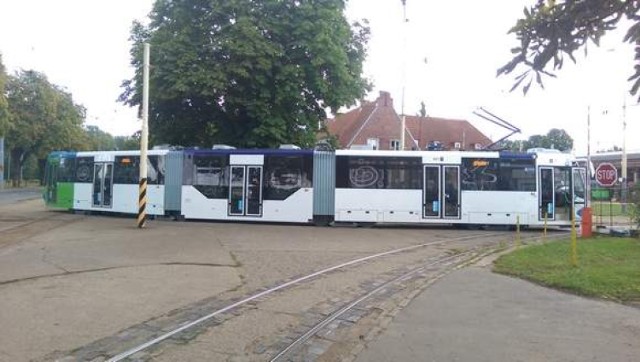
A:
[378, 91, 393, 107]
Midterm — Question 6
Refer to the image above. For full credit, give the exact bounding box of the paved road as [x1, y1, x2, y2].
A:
[0, 187, 42, 205]
[0, 199, 511, 361]
[356, 259, 640, 362]
[5, 196, 637, 361]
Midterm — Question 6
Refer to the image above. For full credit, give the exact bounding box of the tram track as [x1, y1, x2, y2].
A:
[268, 230, 566, 362]
[47, 229, 559, 362]
[157, 230, 566, 362]
[268, 248, 485, 362]
[0, 210, 85, 249]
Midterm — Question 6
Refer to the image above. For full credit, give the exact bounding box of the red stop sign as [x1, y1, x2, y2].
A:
[595, 163, 618, 187]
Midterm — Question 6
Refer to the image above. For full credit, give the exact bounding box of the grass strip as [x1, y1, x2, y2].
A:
[493, 237, 640, 303]
[592, 202, 630, 217]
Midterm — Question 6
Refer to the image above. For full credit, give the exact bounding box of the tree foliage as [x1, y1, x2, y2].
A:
[84, 126, 140, 151]
[0, 54, 9, 136]
[5, 70, 86, 184]
[121, 0, 370, 148]
[114, 133, 140, 150]
[85, 125, 116, 151]
[497, 128, 574, 151]
[498, 0, 640, 98]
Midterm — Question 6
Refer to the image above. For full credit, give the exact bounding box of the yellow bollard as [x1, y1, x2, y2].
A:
[570, 213, 578, 267]
[516, 214, 521, 248]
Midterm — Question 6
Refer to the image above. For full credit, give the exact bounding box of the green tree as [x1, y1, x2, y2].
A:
[0, 53, 9, 136]
[498, 1, 640, 98]
[496, 139, 526, 152]
[596, 145, 622, 153]
[524, 128, 573, 151]
[5, 70, 86, 185]
[121, 0, 370, 148]
[85, 125, 116, 151]
[114, 133, 140, 150]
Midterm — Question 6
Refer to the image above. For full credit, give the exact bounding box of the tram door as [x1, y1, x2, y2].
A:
[539, 166, 587, 221]
[539, 167, 554, 220]
[423, 165, 460, 219]
[92, 162, 113, 208]
[45, 160, 58, 204]
[572, 167, 587, 220]
[228, 165, 263, 217]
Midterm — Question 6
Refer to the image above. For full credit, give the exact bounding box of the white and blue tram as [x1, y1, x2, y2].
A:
[43, 148, 586, 227]
[181, 148, 315, 223]
[333, 149, 586, 226]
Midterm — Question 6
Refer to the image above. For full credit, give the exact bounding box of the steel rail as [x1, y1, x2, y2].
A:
[270, 231, 566, 361]
[106, 231, 507, 361]
[269, 249, 481, 361]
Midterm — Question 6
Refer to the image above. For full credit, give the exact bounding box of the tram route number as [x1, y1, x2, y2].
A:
[595, 163, 617, 187]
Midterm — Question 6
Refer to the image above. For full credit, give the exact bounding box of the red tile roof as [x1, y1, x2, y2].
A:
[405, 116, 492, 150]
[324, 91, 492, 150]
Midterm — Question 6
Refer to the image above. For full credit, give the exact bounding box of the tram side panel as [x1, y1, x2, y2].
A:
[333, 154, 423, 224]
[458, 155, 538, 226]
[71, 151, 168, 216]
[181, 150, 314, 223]
[460, 191, 537, 225]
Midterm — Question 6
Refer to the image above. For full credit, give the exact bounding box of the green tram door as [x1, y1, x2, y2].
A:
[44, 152, 75, 209]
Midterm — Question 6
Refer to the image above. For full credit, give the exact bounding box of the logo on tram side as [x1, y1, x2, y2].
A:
[595, 163, 618, 187]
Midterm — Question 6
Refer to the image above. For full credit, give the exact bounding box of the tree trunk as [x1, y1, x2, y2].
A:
[10, 149, 24, 187]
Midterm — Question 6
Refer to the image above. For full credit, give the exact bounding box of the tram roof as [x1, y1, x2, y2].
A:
[183, 148, 314, 156]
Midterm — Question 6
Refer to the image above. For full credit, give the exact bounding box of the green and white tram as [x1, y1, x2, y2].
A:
[43, 150, 182, 216]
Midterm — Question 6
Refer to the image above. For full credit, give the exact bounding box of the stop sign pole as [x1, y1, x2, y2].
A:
[595, 163, 618, 187]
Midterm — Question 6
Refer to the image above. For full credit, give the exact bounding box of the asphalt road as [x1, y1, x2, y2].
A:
[0, 187, 42, 205]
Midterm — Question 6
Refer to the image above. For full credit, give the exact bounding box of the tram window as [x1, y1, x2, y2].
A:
[58, 158, 75, 182]
[461, 158, 535, 191]
[75, 157, 94, 183]
[112, 156, 165, 184]
[148, 156, 165, 184]
[497, 160, 535, 191]
[554, 168, 572, 206]
[114, 156, 139, 184]
[336, 156, 421, 189]
[192, 155, 228, 199]
[264, 155, 313, 200]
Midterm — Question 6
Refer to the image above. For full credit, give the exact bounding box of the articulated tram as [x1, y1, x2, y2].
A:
[43, 148, 586, 227]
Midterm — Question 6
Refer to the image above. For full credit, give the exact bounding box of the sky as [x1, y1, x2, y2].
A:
[1, 0, 638, 155]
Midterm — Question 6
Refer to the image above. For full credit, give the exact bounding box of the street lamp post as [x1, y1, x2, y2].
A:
[400, 0, 407, 151]
[587, 106, 591, 208]
[622, 99, 628, 213]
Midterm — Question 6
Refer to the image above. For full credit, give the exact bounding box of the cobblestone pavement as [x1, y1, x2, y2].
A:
[0, 199, 534, 361]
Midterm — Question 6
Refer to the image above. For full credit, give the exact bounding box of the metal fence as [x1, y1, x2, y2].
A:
[590, 184, 638, 228]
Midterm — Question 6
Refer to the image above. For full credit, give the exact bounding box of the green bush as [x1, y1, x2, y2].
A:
[631, 183, 640, 229]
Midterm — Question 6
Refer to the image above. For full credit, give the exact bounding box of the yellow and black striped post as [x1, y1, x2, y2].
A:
[137, 43, 150, 229]
[137, 177, 147, 228]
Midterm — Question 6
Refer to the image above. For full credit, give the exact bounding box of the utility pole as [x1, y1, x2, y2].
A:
[621, 99, 628, 213]
[587, 106, 591, 208]
[138, 43, 150, 229]
[400, 0, 407, 151]
[0, 137, 4, 189]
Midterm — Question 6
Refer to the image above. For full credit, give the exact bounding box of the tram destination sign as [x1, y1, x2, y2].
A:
[595, 162, 618, 187]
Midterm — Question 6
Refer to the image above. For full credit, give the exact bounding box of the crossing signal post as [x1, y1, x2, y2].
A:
[138, 43, 150, 228]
